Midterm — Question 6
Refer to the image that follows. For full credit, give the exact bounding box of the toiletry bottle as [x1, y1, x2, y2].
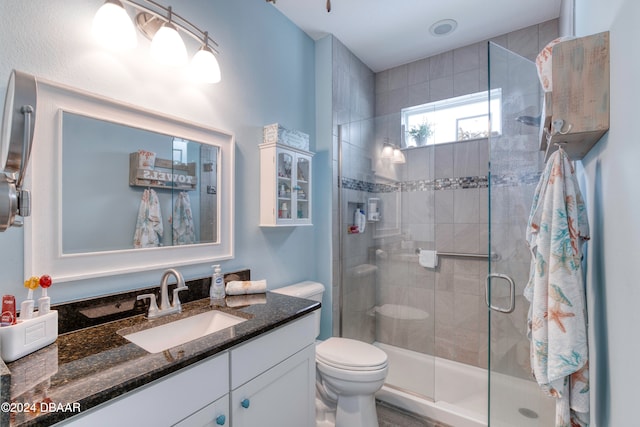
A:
[38, 275, 52, 315]
[280, 202, 289, 219]
[354, 208, 366, 233]
[1, 295, 16, 326]
[210, 264, 225, 306]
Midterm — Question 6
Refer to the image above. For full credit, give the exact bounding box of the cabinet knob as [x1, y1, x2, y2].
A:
[241, 398, 250, 409]
[215, 414, 226, 425]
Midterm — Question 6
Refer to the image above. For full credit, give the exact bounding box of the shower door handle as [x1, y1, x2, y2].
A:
[485, 273, 515, 313]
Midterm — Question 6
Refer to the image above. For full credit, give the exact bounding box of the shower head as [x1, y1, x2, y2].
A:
[515, 115, 541, 127]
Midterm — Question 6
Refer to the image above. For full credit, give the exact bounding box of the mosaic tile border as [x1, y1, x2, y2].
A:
[490, 171, 541, 187]
[341, 176, 488, 193]
[341, 177, 397, 193]
[340, 172, 541, 193]
[403, 176, 488, 192]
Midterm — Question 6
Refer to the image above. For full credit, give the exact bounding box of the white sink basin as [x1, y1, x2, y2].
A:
[121, 310, 246, 353]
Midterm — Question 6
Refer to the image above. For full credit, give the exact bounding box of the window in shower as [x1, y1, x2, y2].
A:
[401, 89, 502, 147]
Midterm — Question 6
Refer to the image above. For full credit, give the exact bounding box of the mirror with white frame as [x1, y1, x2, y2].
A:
[62, 112, 219, 253]
[25, 75, 234, 282]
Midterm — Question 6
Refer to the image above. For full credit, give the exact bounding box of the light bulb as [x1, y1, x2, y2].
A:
[392, 147, 406, 164]
[150, 22, 187, 66]
[92, 0, 137, 50]
[190, 46, 221, 83]
[381, 144, 394, 159]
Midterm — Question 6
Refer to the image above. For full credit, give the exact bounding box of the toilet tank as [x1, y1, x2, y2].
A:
[272, 281, 324, 338]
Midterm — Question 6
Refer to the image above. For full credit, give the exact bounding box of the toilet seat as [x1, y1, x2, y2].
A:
[316, 337, 387, 371]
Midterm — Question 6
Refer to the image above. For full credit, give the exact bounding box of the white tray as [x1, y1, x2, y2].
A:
[0, 310, 58, 362]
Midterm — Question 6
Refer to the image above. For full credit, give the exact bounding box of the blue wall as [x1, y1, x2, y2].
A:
[0, 0, 331, 334]
[575, 0, 640, 425]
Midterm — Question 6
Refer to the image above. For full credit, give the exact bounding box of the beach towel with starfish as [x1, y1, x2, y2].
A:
[525, 146, 590, 427]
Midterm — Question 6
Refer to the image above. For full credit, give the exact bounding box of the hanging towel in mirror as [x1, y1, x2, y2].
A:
[172, 192, 195, 245]
[525, 147, 590, 427]
[133, 189, 163, 248]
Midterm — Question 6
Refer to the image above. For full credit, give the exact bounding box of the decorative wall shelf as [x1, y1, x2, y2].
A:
[540, 31, 610, 160]
[129, 152, 197, 191]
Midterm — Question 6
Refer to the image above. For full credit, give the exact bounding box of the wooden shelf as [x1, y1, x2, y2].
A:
[540, 31, 609, 160]
[129, 152, 198, 191]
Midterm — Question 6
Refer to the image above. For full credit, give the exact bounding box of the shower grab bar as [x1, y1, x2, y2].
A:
[438, 251, 497, 260]
[415, 248, 498, 260]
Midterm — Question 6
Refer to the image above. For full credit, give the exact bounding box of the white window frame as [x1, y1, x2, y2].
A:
[401, 89, 502, 147]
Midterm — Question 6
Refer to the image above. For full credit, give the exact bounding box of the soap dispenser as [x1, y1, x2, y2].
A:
[210, 264, 225, 306]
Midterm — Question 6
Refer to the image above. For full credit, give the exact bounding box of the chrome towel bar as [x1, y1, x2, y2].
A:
[415, 248, 498, 260]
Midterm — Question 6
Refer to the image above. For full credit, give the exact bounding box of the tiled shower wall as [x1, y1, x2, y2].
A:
[387, 141, 490, 366]
[375, 19, 559, 116]
[332, 20, 559, 368]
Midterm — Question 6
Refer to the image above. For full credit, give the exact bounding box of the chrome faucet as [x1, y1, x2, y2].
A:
[137, 268, 189, 319]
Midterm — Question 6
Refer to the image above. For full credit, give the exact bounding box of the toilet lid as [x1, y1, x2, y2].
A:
[316, 337, 387, 371]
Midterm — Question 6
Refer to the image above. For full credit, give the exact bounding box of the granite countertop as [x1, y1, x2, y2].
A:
[3, 291, 320, 426]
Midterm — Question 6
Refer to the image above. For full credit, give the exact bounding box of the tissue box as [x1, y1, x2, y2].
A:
[263, 123, 309, 151]
[0, 311, 58, 362]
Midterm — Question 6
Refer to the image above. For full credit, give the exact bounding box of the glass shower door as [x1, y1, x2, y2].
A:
[487, 42, 555, 426]
[338, 115, 437, 404]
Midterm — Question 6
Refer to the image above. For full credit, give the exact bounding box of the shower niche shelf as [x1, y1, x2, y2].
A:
[539, 31, 609, 160]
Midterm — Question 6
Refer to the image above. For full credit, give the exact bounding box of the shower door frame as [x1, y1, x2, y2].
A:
[487, 41, 556, 427]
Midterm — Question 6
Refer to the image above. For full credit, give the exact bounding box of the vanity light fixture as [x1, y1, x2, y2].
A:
[391, 147, 406, 164]
[92, 0, 222, 83]
[92, 0, 138, 50]
[149, 7, 187, 66]
[190, 32, 222, 84]
[380, 142, 395, 159]
[380, 141, 405, 164]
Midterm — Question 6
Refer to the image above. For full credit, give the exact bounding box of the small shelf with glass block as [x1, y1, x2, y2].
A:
[259, 142, 313, 226]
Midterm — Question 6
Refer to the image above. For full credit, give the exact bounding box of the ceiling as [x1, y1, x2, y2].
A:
[270, 0, 562, 72]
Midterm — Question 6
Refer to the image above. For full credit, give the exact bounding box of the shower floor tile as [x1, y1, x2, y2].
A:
[376, 400, 453, 427]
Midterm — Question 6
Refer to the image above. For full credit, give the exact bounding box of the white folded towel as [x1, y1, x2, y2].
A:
[418, 249, 438, 269]
[225, 279, 267, 295]
[225, 294, 267, 308]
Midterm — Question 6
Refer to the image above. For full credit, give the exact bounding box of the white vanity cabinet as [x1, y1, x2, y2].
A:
[259, 142, 313, 226]
[58, 352, 229, 427]
[230, 313, 316, 427]
[56, 313, 316, 427]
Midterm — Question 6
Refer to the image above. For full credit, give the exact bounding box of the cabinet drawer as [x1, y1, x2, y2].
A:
[173, 394, 229, 426]
[230, 314, 315, 389]
[58, 352, 229, 426]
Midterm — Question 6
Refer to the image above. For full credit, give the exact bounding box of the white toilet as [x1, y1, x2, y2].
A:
[273, 281, 388, 427]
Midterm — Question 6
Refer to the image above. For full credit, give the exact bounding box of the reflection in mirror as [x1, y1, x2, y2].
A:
[62, 112, 219, 254]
